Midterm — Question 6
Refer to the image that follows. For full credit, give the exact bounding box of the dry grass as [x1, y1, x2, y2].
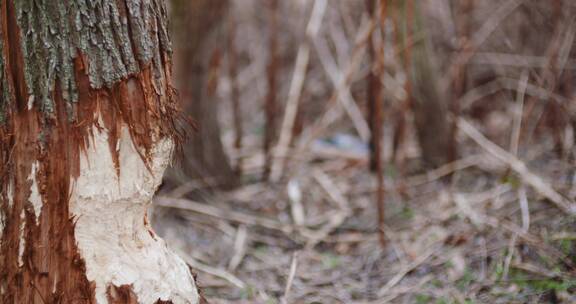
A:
[154, 1, 576, 303]
[154, 140, 575, 303]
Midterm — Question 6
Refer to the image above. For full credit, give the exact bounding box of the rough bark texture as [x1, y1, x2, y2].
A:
[165, 0, 237, 190]
[0, 0, 198, 303]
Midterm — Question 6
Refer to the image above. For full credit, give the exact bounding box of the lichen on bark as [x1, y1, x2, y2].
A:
[8, 0, 171, 119]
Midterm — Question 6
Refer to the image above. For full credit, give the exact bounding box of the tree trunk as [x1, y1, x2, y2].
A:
[396, 0, 451, 168]
[0, 1, 200, 303]
[166, 0, 237, 190]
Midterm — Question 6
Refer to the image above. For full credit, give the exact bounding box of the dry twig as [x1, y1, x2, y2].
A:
[458, 118, 576, 214]
[271, 0, 328, 182]
[155, 197, 293, 233]
[378, 245, 441, 297]
[175, 247, 246, 289]
[281, 251, 300, 304]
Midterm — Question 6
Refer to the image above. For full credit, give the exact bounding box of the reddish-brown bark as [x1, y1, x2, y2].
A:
[366, 0, 387, 247]
[263, 0, 280, 181]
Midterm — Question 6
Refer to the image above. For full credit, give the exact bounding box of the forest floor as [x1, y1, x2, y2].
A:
[151, 0, 576, 302]
[153, 126, 576, 304]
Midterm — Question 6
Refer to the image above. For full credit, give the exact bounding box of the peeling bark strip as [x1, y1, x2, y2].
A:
[107, 285, 139, 304]
[0, 0, 198, 304]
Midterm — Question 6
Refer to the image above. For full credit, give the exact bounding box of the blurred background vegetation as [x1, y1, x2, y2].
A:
[153, 1, 576, 303]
